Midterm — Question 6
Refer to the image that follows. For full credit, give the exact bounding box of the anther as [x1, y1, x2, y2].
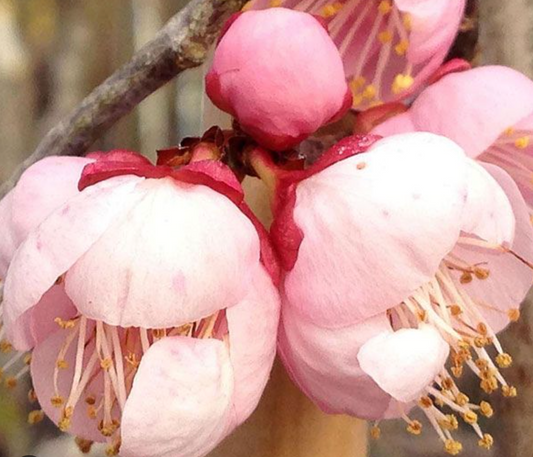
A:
[51, 395, 65, 408]
[363, 85, 377, 100]
[406, 420, 422, 435]
[481, 378, 499, 394]
[100, 358, 113, 371]
[28, 388, 38, 403]
[515, 136, 530, 149]
[378, 30, 393, 44]
[459, 272, 473, 284]
[370, 425, 381, 440]
[24, 354, 32, 365]
[378, 1, 392, 15]
[419, 396, 433, 409]
[85, 395, 96, 405]
[356, 162, 367, 170]
[474, 337, 489, 348]
[451, 366, 463, 378]
[508, 309, 520, 322]
[28, 410, 44, 425]
[455, 393, 469, 407]
[496, 353, 513, 369]
[0, 340, 13, 353]
[392, 74, 414, 95]
[477, 323, 488, 335]
[502, 385, 517, 398]
[462, 411, 478, 425]
[5, 377, 17, 389]
[55, 317, 77, 329]
[56, 359, 69, 370]
[450, 305, 462, 316]
[475, 359, 489, 371]
[478, 433, 494, 450]
[474, 267, 490, 280]
[75, 437, 94, 454]
[480, 401, 494, 418]
[269, 0, 282, 6]
[320, 3, 342, 18]
[438, 415, 459, 431]
[394, 39, 409, 56]
[441, 377, 455, 391]
[444, 439, 463, 455]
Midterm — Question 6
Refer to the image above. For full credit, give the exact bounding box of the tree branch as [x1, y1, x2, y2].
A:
[0, 0, 247, 198]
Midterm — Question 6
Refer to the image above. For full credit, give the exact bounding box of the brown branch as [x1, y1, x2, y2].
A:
[0, 0, 247, 199]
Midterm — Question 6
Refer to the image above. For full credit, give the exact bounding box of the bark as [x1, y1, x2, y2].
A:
[0, 0, 247, 198]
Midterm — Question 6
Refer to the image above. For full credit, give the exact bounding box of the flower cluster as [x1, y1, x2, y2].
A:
[1, 4, 533, 457]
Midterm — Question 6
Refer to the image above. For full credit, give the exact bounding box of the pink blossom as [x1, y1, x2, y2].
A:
[373, 65, 533, 216]
[206, 8, 351, 151]
[3, 153, 280, 457]
[246, 0, 465, 109]
[273, 132, 533, 452]
[0, 156, 92, 369]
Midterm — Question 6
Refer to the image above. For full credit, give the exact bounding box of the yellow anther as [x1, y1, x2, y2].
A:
[24, 354, 32, 365]
[369, 100, 384, 108]
[441, 377, 455, 391]
[474, 337, 489, 348]
[392, 74, 414, 94]
[378, 30, 393, 44]
[75, 437, 94, 454]
[99, 419, 120, 437]
[363, 85, 377, 100]
[508, 309, 521, 322]
[475, 359, 489, 371]
[417, 310, 427, 322]
[462, 411, 478, 425]
[450, 305, 462, 316]
[477, 323, 488, 335]
[418, 396, 433, 409]
[0, 339, 13, 353]
[28, 410, 44, 425]
[438, 415, 459, 431]
[100, 358, 113, 371]
[350, 76, 367, 92]
[370, 425, 381, 440]
[51, 395, 65, 408]
[394, 39, 409, 56]
[455, 393, 469, 407]
[352, 94, 364, 107]
[434, 397, 445, 407]
[481, 378, 499, 394]
[28, 388, 38, 403]
[59, 416, 72, 432]
[444, 439, 463, 455]
[378, 1, 392, 15]
[241, 1, 253, 11]
[496, 353, 513, 369]
[407, 420, 422, 435]
[451, 365, 463, 378]
[474, 267, 490, 280]
[105, 440, 121, 457]
[269, 0, 282, 6]
[459, 272, 473, 284]
[87, 406, 98, 419]
[5, 377, 17, 389]
[320, 2, 343, 18]
[502, 385, 517, 398]
[504, 127, 515, 136]
[515, 136, 530, 149]
[402, 13, 412, 31]
[56, 359, 69, 370]
[480, 401, 494, 418]
[480, 368, 496, 381]
[478, 434, 494, 450]
[54, 317, 77, 329]
[125, 353, 140, 369]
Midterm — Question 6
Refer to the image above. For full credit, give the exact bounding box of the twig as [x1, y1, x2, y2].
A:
[0, 0, 247, 198]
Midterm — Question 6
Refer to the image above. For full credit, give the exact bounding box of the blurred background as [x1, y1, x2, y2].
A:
[1, 0, 532, 456]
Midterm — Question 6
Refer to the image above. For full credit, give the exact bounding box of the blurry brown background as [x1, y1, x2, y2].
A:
[0, 1, 531, 456]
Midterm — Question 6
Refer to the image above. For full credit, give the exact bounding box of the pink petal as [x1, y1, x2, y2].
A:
[121, 337, 235, 457]
[461, 160, 515, 246]
[226, 266, 280, 423]
[374, 67, 533, 158]
[10, 156, 92, 245]
[10, 285, 78, 351]
[286, 133, 469, 327]
[395, 0, 465, 64]
[358, 324, 449, 403]
[0, 191, 17, 278]
[65, 178, 260, 328]
[278, 303, 393, 420]
[3, 176, 146, 334]
[31, 324, 110, 443]
[451, 163, 533, 333]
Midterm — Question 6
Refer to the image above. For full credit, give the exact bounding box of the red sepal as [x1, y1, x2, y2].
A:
[429, 58, 471, 85]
